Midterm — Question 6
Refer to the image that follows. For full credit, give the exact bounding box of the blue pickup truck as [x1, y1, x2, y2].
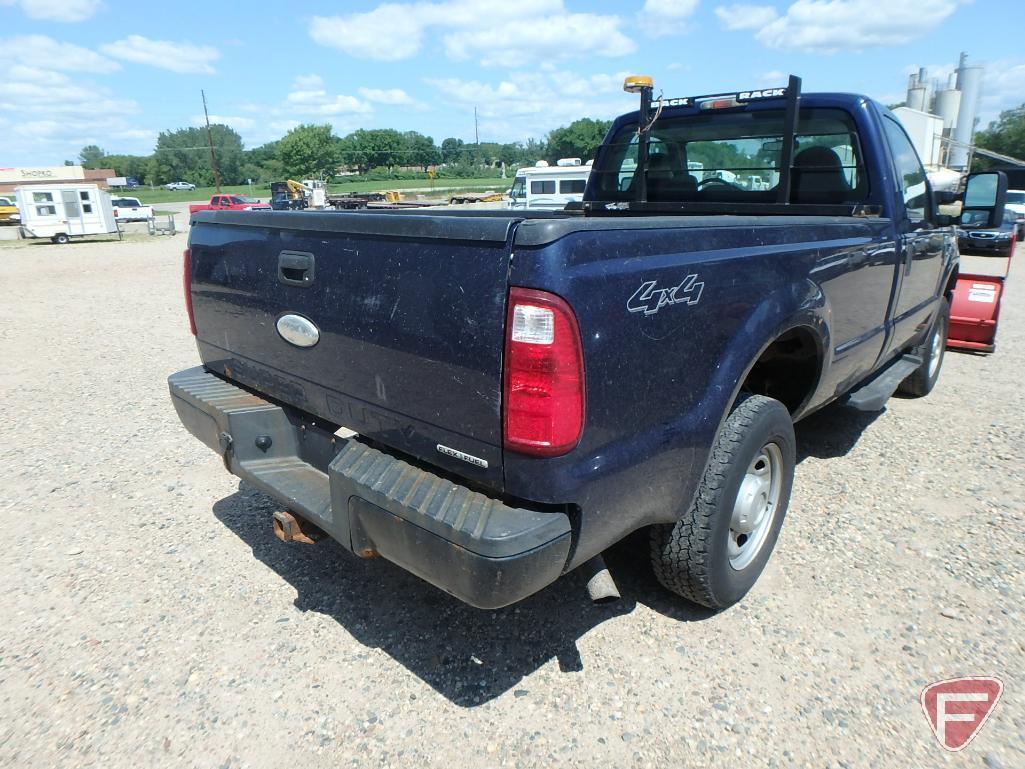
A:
[169, 77, 1006, 610]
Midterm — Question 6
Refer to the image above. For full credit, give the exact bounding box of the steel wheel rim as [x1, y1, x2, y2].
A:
[927, 319, 944, 378]
[728, 442, 783, 571]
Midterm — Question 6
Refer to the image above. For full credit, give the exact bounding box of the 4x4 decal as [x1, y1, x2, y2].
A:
[627, 275, 704, 315]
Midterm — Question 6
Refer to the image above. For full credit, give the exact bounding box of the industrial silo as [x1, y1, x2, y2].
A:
[906, 70, 927, 112]
[935, 72, 961, 133]
[951, 52, 984, 169]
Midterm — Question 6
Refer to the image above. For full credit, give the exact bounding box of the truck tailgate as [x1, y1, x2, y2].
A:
[187, 210, 518, 489]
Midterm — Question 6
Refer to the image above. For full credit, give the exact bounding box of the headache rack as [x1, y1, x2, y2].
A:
[576, 74, 881, 219]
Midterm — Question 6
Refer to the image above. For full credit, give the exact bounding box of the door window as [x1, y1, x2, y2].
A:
[61, 190, 81, 218]
[882, 118, 930, 224]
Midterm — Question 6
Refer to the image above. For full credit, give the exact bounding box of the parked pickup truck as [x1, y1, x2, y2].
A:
[169, 76, 1007, 610]
[188, 194, 271, 215]
[110, 196, 153, 222]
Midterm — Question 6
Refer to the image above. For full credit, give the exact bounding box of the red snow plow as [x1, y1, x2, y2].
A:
[948, 245, 1015, 354]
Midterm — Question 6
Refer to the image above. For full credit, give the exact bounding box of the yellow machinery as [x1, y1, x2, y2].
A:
[0, 196, 19, 225]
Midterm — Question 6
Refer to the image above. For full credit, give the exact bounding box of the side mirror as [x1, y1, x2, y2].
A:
[960, 171, 1008, 228]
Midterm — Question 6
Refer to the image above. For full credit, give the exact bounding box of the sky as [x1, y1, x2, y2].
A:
[2, 0, 1023, 166]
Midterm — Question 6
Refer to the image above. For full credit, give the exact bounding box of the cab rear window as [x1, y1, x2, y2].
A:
[591, 107, 867, 205]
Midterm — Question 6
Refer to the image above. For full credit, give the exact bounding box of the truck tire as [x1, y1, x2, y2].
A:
[650, 394, 795, 609]
[897, 297, 949, 398]
[52, 233, 69, 244]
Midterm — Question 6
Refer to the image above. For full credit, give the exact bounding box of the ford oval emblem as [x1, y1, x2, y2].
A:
[276, 314, 320, 348]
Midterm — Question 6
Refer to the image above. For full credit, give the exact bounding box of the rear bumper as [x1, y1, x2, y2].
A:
[168, 366, 572, 608]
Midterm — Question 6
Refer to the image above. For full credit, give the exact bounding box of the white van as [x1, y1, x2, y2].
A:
[507, 160, 592, 210]
[16, 184, 118, 243]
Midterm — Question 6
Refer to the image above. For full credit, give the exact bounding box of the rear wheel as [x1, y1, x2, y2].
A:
[898, 297, 949, 397]
[650, 394, 796, 609]
[52, 233, 69, 244]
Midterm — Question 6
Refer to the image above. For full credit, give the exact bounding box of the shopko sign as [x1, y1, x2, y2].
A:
[0, 166, 86, 183]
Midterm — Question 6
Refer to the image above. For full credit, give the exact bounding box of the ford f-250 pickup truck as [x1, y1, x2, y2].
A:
[169, 76, 1007, 610]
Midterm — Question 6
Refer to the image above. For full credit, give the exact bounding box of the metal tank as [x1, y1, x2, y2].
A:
[951, 52, 984, 169]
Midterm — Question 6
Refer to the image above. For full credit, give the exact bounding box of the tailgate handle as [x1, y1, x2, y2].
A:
[278, 251, 315, 287]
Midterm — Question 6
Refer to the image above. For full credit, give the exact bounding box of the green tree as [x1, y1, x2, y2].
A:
[278, 124, 339, 179]
[79, 144, 106, 168]
[103, 154, 151, 182]
[974, 104, 1025, 169]
[243, 140, 283, 183]
[402, 131, 440, 171]
[440, 137, 464, 164]
[338, 128, 405, 173]
[149, 125, 245, 185]
[545, 118, 612, 163]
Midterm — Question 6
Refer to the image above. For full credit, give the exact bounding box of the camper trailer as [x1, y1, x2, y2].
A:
[16, 184, 117, 243]
[507, 159, 592, 210]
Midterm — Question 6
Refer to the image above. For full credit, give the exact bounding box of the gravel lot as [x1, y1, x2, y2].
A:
[0, 224, 1021, 769]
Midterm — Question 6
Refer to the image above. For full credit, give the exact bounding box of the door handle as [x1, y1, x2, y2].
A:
[278, 251, 315, 287]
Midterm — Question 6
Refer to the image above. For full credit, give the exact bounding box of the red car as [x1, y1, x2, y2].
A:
[189, 195, 272, 215]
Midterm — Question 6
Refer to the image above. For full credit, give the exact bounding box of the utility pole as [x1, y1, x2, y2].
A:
[474, 106, 479, 146]
[202, 89, 222, 192]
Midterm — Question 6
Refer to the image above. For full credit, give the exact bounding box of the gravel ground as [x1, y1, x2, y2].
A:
[0, 227, 1021, 769]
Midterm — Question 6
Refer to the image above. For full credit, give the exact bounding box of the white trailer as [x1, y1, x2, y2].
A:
[16, 183, 118, 243]
[507, 160, 592, 210]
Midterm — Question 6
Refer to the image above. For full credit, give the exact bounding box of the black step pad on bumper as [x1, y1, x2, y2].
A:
[169, 366, 572, 608]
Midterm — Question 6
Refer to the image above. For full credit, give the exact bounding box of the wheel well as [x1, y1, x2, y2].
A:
[740, 327, 821, 414]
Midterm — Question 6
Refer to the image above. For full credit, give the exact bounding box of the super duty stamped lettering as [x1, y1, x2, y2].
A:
[627, 275, 704, 315]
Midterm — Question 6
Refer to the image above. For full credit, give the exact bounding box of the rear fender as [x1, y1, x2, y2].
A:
[684, 278, 828, 475]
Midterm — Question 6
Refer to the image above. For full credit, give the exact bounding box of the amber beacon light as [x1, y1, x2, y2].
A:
[622, 75, 653, 94]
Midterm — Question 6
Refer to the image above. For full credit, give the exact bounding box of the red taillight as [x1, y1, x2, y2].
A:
[503, 287, 585, 457]
[183, 248, 196, 336]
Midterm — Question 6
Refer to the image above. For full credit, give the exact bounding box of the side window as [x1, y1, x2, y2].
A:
[883, 118, 930, 223]
[36, 205, 57, 216]
[33, 192, 54, 203]
[530, 180, 555, 195]
[560, 179, 586, 194]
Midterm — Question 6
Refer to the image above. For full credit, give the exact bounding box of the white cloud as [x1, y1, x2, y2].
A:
[3, 0, 101, 22]
[640, 0, 699, 37]
[0, 64, 144, 163]
[427, 69, 635, 143]
[358, 87, 427, 110]
[310, 0, 634, 66]
[0, 35, 119, 73]
[757, 69, 786, 85]
[101, 35, 220, 75]
[978, 60, 1025, 127]
[310, 4, 425, 62]
[722, 0, 962, 53]
[291, 74, 325, 91]
[191, 114, 257, 131]
[714, 3, 779, 30]
[285, 75, 372, 116]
